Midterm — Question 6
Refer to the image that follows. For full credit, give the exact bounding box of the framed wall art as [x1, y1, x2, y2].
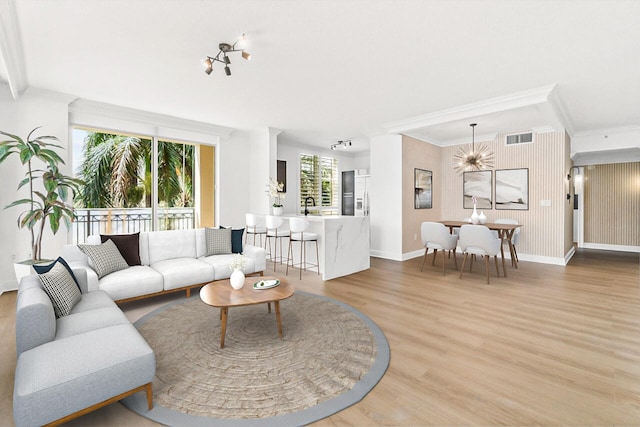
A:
[495, 168, 529, 210]
[463, 170, 492, 209]
[414, 168, 432, 209]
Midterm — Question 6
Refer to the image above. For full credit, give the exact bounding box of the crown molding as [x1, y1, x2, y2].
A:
[572, 125, 640, 138]
[382, 85, 557, 134]
[0, 0, 27, 99]
[69, 98, 235, 139]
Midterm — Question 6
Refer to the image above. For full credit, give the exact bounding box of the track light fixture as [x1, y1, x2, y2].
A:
[203, 34, 250, 76]
[330, 140, 352, 150]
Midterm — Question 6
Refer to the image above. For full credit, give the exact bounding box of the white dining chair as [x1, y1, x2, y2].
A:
[458, 224, 502, 284]
[245, 213, 266, 246]
[264, 215, 290, 271]
[420, 222, 458, 275]
[286, 217, 319, 279]
[494, 218, 521, 266]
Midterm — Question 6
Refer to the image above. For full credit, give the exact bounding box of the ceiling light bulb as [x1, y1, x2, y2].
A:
[225, 66, 231, 76]
[203, 57, 213, 74]
[242, 51, 251, 60]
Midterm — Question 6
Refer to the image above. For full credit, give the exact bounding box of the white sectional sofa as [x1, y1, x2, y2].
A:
[14, 267, 155, 427]
[62, 228, 267, 302]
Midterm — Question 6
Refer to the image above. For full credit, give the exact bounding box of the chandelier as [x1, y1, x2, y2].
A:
[202, 34, 251, 76]
[453, 123, 495, 174]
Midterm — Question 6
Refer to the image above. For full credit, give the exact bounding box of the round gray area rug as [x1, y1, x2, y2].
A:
[122, 291, 390, 427]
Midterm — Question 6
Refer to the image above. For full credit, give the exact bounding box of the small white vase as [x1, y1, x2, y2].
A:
[478, 211, 487, 224]
[272, 206, 283, 216]
[471, 206, 480, 224]
[230, 269, 245, 290]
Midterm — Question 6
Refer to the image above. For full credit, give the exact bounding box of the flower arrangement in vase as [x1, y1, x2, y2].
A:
[267, 177, 286, 215]
[229, 254, 249, 289]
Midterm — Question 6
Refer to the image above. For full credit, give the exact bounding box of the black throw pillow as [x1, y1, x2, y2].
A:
[219, 226, 245, 253]
[100, 232, 141, 266]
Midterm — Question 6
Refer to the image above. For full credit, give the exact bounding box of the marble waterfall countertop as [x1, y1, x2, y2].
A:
[273, 214, 370, 280]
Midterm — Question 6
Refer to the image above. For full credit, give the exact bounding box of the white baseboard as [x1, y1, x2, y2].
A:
[374, 249, 569, 266]
[564, 246, 576, 265]
[402, 249, 425, 261]
[370, 249, 404, 261]
[513, 253, 567, 266]
[0, 280, 18, 296]
[581, 243, 640, 253]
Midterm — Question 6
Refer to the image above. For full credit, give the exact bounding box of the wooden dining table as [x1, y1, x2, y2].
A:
[439, 220, 522, 277]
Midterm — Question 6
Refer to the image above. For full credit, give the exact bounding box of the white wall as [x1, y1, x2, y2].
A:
[217, 131, 251, 228]
[0, 87, 74, 292]
[276, 140, 359, 215]
[369, 134, 403, 260]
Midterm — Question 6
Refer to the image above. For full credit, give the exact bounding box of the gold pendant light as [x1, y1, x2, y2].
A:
[453, 123, 495, 174]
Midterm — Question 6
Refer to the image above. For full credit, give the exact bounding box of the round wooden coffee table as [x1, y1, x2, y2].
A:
[199, 276, 294, 348]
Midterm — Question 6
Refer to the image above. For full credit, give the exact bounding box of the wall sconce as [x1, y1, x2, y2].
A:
[566, 165, 583, 203]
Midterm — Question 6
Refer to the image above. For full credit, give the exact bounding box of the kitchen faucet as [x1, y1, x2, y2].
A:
[304, 196, 315, 216]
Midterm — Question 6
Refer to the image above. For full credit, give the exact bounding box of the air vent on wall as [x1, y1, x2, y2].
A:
[505, 132, 534, 145]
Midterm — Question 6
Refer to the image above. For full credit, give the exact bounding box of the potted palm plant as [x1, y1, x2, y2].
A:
[0, 127, 82, 280]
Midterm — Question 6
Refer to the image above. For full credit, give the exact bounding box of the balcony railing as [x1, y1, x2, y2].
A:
[73, 207, 195, 244]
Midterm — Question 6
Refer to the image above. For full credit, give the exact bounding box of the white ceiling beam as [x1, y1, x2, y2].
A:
[0, 0, 27, 100]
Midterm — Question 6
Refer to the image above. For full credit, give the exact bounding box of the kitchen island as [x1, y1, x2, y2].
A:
[265, 214, 370, 280]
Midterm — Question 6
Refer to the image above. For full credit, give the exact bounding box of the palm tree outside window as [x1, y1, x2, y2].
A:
[72, 128, 196, 241]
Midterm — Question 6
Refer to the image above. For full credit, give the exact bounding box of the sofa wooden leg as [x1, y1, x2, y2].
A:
[145, 382, 154, 410]
[186, 288, 191, 298]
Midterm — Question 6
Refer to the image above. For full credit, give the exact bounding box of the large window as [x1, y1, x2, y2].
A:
[299, 154, 338, 214]
[72, 128, 198, 241]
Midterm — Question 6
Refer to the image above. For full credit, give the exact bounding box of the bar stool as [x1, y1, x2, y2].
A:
[264, 215, 290, 271]
[245, 213, 266, 246]
[286, 217, 319, 279]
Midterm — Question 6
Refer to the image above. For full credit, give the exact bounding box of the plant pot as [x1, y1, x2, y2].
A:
[272, 206, 284, 216]
[230, 269, 245, 290]
[13, 260, 52, 285]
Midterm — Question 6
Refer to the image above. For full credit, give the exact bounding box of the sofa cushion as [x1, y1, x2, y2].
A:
[36, 262, 82, 318]
[151, 258, 213, 290]
[78, 239, 129, 279]
[220, 226, 244, 253]
[33, 257, 81, 292]
[205, 227, 232, 255]
[97, 265, 164, 301]
[55, 307, 130, 340]
[146, 229, 197, 264]
[200, 253, 257, 280]
[69, 289, 117, 313]
[100, 232, 141, 266]
[13, 324, 155, 427]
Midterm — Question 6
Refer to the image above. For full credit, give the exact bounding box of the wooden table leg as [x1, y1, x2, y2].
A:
[498, 230, 507, 278]
[220, 307, 228, 348]
[274, 300, 283, 338]
[506, 230, 518, 269]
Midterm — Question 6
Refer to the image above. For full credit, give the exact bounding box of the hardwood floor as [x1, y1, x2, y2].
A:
[1, 249, 639, 426]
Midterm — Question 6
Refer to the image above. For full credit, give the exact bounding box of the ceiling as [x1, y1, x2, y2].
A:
[2, 0, 640, 153]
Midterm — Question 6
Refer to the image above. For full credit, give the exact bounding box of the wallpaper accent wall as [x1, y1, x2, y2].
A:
[402, 136, 442, 253]
[584, 162, 640, 247]
[439, 131, 570, 260]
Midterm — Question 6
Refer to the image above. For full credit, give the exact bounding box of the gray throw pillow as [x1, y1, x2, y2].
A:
[79, 239, 130, 279]
[37, 262, 82, 318]
[205, 227, 232, 256]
